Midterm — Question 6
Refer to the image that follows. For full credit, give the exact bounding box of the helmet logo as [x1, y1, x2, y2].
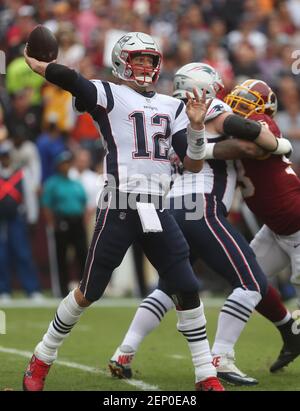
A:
[187, 66, 214, 74]
[118, 35, 132, 48]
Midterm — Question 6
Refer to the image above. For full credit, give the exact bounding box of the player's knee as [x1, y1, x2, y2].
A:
[74, 288, 92, 307]
[233, 287, 262, 308]
[172, 292, 200, 310]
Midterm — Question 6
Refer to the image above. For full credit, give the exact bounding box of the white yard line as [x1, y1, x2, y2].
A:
[0, 297, 225, 309]
[168, 354, 187, 360]
[0, 346, 160, 391]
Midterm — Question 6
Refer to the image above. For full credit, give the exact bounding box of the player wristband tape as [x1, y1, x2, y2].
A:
[272, 138, 292, 156]
[204, 143, 215, 159]
[187, 125, 206, 160]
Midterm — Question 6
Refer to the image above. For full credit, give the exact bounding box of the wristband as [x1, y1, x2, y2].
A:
[272, 138, 293, 155]
[204, 143, 216, 159]
[187, 125, 206, 160]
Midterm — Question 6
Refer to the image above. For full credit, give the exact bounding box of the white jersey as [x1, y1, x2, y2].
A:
[169, 98, 237, 212]
[88, 81, 187, 196]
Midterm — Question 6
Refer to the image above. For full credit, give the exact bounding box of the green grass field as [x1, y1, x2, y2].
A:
[0, 299, 299, 391]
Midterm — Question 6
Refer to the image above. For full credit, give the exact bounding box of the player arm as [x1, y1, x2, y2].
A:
[204, 139, 265, 160]
[213, 112, 292, 155]
[172, 88, 209, 172]
[171, 127, 205, 172]
[23, 49, 97, 112]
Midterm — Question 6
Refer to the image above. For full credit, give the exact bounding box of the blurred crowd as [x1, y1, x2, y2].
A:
[0, 0, 299, 300]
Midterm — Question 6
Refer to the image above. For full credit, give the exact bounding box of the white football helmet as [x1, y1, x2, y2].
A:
[111, 32, 162, 86]
[173, 63, 224, 100]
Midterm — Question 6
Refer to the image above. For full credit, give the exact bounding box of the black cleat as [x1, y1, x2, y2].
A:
[270, 344, 300, 373]
[108, 360, 133, 379]
[270, 318, 300, 372]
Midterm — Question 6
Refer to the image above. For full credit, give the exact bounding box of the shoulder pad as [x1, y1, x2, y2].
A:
[205, 98, 232, 122]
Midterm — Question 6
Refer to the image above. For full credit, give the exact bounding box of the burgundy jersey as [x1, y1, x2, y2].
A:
[237, 113, 300, 235]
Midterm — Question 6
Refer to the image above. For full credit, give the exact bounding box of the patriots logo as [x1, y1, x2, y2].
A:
[187, 66, 214, 74]
[118, 35, 132, 47]
[207, 104, 223, 116]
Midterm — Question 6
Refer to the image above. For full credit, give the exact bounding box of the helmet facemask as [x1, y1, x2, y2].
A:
[225, 81, 278, 118]
[225, 87, 263, 118]
[112, 32, 162, 88]
[118, 50, 161, 86]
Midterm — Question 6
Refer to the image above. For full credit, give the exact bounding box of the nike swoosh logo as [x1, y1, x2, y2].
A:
[293, 243, 300, 248]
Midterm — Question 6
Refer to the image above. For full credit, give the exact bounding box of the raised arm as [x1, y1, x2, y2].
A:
[24, 47, 97, 112]
[172, 88, 210, 173]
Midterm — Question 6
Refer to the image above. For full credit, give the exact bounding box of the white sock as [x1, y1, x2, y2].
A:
[121, 289, 174, 352]
[176, 302, 216, 382]
[212, 288, 261, 356]
[274, 312, 292, 327]
[35, 290, 86, 364]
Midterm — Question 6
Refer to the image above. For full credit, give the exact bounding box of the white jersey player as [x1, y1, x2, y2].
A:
[169, 97, 236, 211]
[23, 32, 225, 392]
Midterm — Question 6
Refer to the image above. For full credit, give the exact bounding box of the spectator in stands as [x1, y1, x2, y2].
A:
[6, 58, 45, 106]
[56, 22, 85, 70]
[0, 140, 43, 302]
[42, 83, 75, 134]
[10, 125, 41, 222]
[5, 88, 41, 142]
[36, 120, 67, 183]
[69, 148, 100, 227]
[42, 151, 88, 297]
[275, 76, 300, 172]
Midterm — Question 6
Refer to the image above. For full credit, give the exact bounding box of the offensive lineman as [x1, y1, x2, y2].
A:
[108, 65, 296, 386]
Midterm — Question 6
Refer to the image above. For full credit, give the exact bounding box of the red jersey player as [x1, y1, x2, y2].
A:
[224, 79, 300, 371]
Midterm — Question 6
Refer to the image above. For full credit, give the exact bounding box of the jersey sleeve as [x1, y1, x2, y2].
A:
[205, 98, 232, 122]
[89, 80, 109, 108]
[172, 100, 189, 135]
[74, 79, 115, 114]
[248, 113, 282, 138]
[172, 129, 188, 162]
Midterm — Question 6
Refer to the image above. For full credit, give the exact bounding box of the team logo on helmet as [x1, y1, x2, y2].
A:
[173, 63, 224, 101]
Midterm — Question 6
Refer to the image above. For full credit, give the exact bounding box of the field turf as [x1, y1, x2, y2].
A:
[0, 299, 299, 391]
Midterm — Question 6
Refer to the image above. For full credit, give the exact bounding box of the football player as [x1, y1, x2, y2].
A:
[108, 66, 298, 386]
[224, 79, 300, 372]
[22, 32, 225, 392]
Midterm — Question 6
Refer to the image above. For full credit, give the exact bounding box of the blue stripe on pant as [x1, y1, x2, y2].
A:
[163, 194, 267, 296]
[79, 191, 201, 302]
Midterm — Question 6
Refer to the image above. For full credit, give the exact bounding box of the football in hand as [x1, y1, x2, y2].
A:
[27, 25, 58, 62]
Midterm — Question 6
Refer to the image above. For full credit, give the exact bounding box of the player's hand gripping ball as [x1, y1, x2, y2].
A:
[27, 25, 58, 62]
